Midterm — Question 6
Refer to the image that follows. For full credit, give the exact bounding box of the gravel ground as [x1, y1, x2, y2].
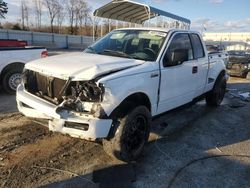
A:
[0, 77, 249, 188]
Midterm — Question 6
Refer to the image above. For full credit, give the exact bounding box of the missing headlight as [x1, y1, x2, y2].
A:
[71, 81, 104, 103]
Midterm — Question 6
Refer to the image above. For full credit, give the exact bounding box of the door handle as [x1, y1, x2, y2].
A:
[151, 72, 159, 78]
[192, 66, 198, 74]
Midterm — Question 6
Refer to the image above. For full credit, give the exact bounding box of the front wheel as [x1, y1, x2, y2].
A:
[206, 75, 226, 107]
[103, 105, 151, 162]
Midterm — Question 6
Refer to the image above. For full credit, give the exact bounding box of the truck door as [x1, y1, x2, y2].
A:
[189, 33, 208, 97]
[157, 32, 197, 114]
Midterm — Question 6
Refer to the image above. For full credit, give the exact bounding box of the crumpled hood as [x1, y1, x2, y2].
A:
[25, 52, 145, 80]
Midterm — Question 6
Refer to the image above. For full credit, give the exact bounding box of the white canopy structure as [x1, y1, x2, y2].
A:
[92, 0, 191, 40]
[94, 0, 190, 25]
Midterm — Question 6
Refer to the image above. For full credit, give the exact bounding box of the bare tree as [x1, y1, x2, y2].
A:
[90, 16, 100, 38]
[66, 0, 78, 35]
[77, 0, 91, 34]
[56, 6, 65, 33]
[33, 0, 43, 29]
[0, 0, 8, 19]
[66, 0, 91, 35]
[20, 0, 29, 30]
[103, 19, 115, 34]
[44, 0, 61, 33]
[54, 0, 65, 33]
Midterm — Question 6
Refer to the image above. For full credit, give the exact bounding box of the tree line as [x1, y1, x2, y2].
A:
[1, 0, 138, 37]
[1, 0, 104, 36]
[0, 0, 8, 19]
[20, 0, 92, 35]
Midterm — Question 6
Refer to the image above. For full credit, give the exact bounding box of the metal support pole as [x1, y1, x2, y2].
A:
[52, 33, 55, 43]
[66, 35, 69, 49]
[92, 16, 95, 42]
[6, 30, 9, 40]
[101, 18, 103, 37]
[31, 32, 34, 45]
[148, 11, 150, 27]
[109, 19, 111, 32]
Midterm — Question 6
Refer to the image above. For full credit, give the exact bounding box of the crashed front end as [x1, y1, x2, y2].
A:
[226, 56, 250, 77]
[16, 70, 112, 141]
[226, 62, 250, 77]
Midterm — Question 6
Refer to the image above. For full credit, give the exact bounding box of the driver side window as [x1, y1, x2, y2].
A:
[163, 33, 193, 67]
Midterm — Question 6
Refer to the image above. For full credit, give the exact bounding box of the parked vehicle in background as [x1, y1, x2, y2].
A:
[226, 50, 250, 78]
[17, 28, 227, 161]
[228, 50, 248, 56]
[0, 46, 48, 94]
[0, 39, 28, 48]
[206, 44, 229, 66]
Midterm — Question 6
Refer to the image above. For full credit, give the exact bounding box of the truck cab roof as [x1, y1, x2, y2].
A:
[114, 27, 201, 35]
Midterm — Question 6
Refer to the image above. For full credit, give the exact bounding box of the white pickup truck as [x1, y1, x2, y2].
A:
[17, 28, 226, 161]
[0, 47, 48, 94]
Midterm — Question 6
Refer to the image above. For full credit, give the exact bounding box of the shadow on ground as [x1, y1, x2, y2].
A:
[0, 89, 17, 113]
[42, 163, 136, 188]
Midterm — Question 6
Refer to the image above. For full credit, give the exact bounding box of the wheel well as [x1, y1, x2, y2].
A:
[215, 70, 226, 84]
[218, 70, 226, 78]
[210, 70, 226, 91]
[110, 92, 151, 119]
[107, 92, 151, 139]
[0, 62, 24, 83]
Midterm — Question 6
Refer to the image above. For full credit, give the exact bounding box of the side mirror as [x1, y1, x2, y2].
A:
[164, 49, 189, 67]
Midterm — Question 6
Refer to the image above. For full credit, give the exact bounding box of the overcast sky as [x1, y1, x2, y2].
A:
[3, 0, 250, 32]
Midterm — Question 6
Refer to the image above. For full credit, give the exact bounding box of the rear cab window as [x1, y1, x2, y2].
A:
[190, 33, 205, 59]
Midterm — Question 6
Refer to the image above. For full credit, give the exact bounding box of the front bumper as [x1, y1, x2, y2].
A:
[16, 84, 112, 141]
[227, 69, 249, 76]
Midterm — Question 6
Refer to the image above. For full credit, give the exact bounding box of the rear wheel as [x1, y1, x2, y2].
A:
[2, 65, 23, 94]
[206, 75, 226, 107]
[103, 105, 151, 162]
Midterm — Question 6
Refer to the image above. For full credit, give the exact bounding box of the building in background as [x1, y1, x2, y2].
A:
[203, 32, 250, 51]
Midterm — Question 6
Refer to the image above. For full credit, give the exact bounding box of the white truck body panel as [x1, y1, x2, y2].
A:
[158, 31, 203, 113]
[26, 52, 145, 81]
[0, 47, 47, 93]
[0, 47, 46, 74]
[158, 59, 197, 114]
[98, 61, 160, 116]
[16, 28, 226, 140]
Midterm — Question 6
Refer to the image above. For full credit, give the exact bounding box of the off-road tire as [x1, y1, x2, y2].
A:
[241, 71, 248, 78]
[206, 75, 226, 107]
[247, 72, 250, 80]
[2, 65, 23, 94]
[103, 105, 151, 162]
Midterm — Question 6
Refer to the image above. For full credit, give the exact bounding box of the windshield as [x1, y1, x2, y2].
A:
[84, 30, 167, 61]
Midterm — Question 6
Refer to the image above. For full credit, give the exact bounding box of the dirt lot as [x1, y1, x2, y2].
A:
[0, 77, 250, 188]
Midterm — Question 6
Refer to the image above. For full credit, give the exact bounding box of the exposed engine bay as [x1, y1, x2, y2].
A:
[226, 54, 250, 78]
[22, 70, 105, 113]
